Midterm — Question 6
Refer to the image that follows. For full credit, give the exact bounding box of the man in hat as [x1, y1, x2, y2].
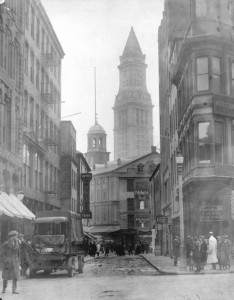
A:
[173, 236, 180, 266]
[206, 232, 218, 270]
[0, 231, 20, 294]
[18, 234, 32, 276]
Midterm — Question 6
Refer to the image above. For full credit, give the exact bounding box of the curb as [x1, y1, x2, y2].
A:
[140, 255, 234, 276]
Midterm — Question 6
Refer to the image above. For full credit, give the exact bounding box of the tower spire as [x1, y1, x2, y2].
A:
[94, 67, 98, 124]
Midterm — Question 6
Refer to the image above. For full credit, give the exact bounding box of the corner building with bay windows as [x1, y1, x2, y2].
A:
[159, 0, 234, 248]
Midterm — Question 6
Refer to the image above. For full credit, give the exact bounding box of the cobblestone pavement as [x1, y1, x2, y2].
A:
[85, 254, 159, 276]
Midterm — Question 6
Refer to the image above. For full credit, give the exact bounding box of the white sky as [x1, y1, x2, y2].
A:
[41, 0, 165, 159]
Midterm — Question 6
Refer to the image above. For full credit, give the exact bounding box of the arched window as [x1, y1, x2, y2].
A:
[93, 138, 96, 148]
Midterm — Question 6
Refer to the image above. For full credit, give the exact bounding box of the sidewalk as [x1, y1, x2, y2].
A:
[140, 253, 234, 275]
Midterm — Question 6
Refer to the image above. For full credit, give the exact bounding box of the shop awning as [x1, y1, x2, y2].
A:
[0, 192, 35, 220]
[9, 194, 35, 220]
[90, 225, 120, 234]
[84, 232, 98, 240]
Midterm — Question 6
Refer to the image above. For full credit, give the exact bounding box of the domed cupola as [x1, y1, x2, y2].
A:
[85, 68, 110, 168]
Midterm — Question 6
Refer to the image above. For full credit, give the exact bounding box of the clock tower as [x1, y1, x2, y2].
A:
[113, 27, 154, 160]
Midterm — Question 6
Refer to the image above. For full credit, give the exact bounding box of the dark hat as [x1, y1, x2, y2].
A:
[8, 230, 18, 237]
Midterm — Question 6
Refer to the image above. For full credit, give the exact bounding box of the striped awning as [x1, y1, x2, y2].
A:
[0, 192, 35, 220]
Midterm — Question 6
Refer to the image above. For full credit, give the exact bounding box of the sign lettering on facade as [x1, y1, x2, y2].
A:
[81, 173, 92, 219]
[156, 215, 168, 224]
[200, 206, 223, 221]
[213, 95, 234, 118]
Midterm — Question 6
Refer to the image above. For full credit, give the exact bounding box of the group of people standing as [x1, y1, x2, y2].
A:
[174, 232, 232, 272]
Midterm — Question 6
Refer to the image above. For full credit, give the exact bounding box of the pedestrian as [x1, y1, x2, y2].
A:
[18, 234, 32, 276]
[0, 231, 20, 294]
[206, 232, 218, 270]
[219, 235, 231, 270]
[128, 244, 134, 255]
[199, 235, 207, 270]
[192, 236, 201, 272]
[185, 236, 193, 271]
[173, 236, 180, 266]
[96, 242, 101, 257]
[104, 244, 109, 257]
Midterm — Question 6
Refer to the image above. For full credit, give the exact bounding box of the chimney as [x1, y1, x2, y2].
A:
[117, 158, 121, 166]
[151, 146, 156, 153]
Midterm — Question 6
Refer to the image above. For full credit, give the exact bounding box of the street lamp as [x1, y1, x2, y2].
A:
[175, 151, 187, 271]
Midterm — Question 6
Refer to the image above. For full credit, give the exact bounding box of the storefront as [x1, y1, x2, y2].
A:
[0, 191, 35, 242]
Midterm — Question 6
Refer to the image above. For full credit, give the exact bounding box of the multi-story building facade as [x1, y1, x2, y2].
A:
[0, 0, 64, 216]
[22, 0, 64, 213]
[89, 147, 160, 246]
[113, 27, 154, 160]
[0, 1, 24, 196]
[60, 121, 78, 212]
[159, 0, 234, 250]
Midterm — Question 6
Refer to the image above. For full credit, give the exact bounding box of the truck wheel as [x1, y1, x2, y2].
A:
[78, 256, 84, 273]
[67, 258, 75, 277]
[29, 268, 36, 278]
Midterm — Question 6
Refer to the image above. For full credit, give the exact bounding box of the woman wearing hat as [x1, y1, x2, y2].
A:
[0, 231, 20, 294]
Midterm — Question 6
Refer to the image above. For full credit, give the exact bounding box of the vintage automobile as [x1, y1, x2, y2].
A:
[29, 210, 84, 277]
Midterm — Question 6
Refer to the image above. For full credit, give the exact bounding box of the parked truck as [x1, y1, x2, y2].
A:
[29, 210, 84, 277]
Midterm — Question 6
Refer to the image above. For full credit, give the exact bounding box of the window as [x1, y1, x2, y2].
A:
[36, 60, 40, 89]
[93, 138, 96, 148]
[35, 153, 42, 191]
[41, 28, 45, 53]
[29, 97, 34, 129]
[25, 0, 29, 29]
[137, 163, 144, 173]
[212, 57, 221, 93]
[215, 122, 223, 164]
[231, 62, 234, 96]
[36, 104, 39, 135]
[140, 201, 144, 210]
[127, 198, 134, 211]
[127, 215, 134, 228]
[30, 51, 34, 82]
[23, 144, 32, 187]
[23, 91, 28, 124]
[195, 0, 207, 17]
[0, 21, 4, 67]
[3, 97, 11, 150]
[36, 17, 40, 47]
[31, 6, 35, 38]
[196, 57, 209, 91]
[198, 122, 212, 163]
[127, 179, 134, 192]
[24, 42, 29, 74]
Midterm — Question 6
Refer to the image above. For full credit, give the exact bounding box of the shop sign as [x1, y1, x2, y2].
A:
[213, 95, 234, 118]
[156, 215, 168, 224]
[200, 206, 223, 221]
[135, 190, 150, 200]
[81, 211, 92, 219]
[81, 173, 92, 180]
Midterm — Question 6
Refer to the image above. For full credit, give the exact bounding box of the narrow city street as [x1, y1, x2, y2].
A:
[1, 255, 234, 300]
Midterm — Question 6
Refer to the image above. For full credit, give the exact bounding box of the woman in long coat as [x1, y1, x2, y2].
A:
[0, 231, 20, 294]
[199, 236, 207, 270]
[206, 232, 218, 270]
